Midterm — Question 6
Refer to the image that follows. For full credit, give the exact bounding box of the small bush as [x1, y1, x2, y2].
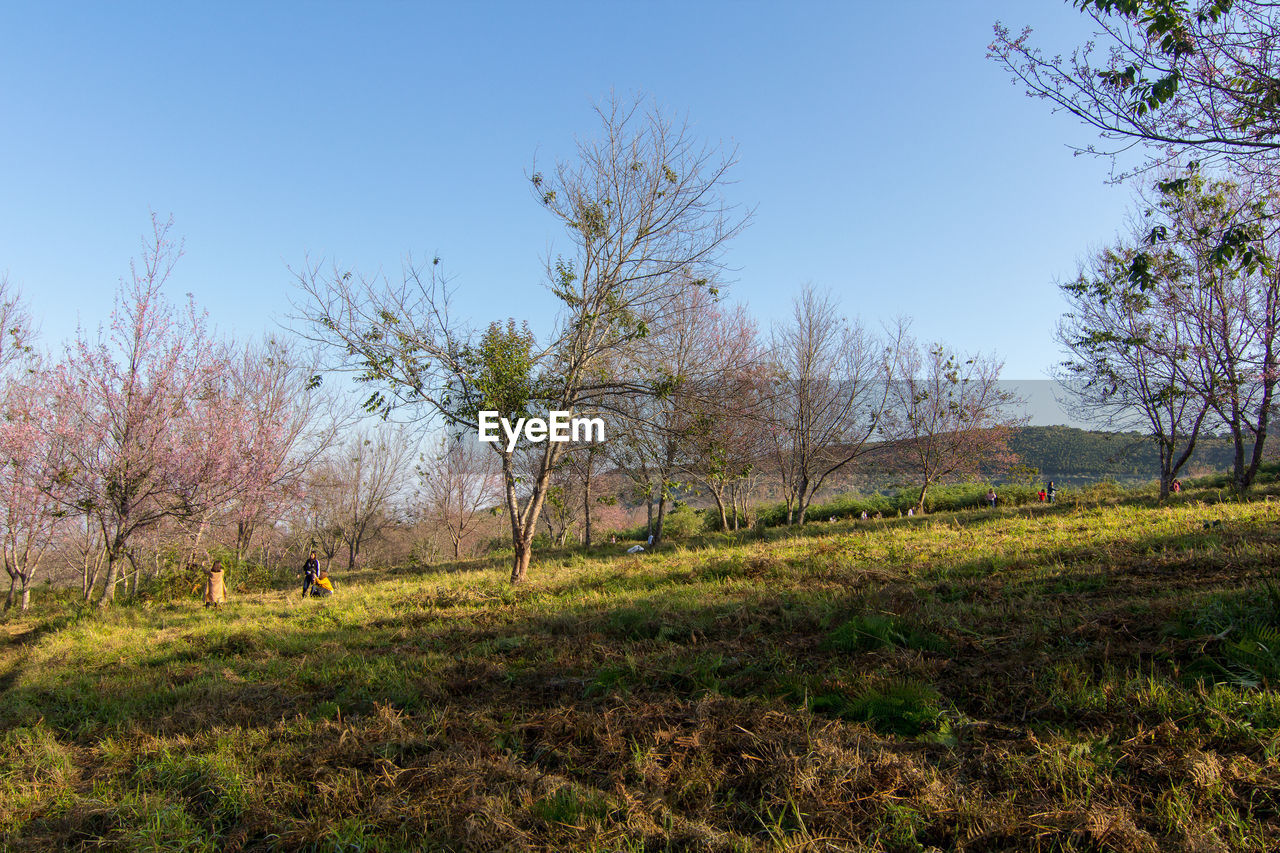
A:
[662, 504, 703, 539]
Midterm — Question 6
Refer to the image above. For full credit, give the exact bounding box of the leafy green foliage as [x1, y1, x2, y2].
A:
[660, 504, 703, 539]
[813, 680, 944, 737]
[462, 319, 537, 422]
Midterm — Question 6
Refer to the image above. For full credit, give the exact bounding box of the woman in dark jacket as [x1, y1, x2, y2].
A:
[302, 550, 320, 597]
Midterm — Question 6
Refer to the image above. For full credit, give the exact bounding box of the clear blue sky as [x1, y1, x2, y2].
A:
[1, 1, 1134, 400]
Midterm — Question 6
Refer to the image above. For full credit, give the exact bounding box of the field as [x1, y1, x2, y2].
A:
[4, 486, 1280, 851]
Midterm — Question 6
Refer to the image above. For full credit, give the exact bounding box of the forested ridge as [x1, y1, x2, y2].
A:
[1009, 426, 1271, 486]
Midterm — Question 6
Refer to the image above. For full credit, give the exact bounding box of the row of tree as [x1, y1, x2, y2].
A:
[0, 224, 523, 611]
[296, 96, 1025, 585]
[2, 96, 1033, 604]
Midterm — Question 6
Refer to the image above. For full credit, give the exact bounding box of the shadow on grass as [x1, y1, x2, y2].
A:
[4, 518, 1273, 743]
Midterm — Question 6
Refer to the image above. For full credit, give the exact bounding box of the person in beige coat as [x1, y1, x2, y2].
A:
[204, 561, 226, 608]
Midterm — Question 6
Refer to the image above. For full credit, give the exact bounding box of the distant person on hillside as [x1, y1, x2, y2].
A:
[1038, 489, 1046, 502]
[311, 569, 334, 597]
[860, 510, 868, 520]
[985, 488, 997, 509]
[1172, 479, 1182, 494]
[907, 507, 914, 517]
[204, 560, 226, 608]
[302, 550, 320, 597]
[1046, 481, 1056, 504]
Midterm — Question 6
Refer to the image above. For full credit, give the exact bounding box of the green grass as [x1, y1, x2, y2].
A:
[3, 484, 1280, 850]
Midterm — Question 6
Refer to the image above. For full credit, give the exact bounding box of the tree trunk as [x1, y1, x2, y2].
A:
[19, 577, 30, 612]
[82, 550, 100, 602]
[98, 552, 124, 608]
[583, 470, 593, 548]
[654, 491, 668, 546]
[710, 486, 729, 532]
[511, 532, 534, 584]
[796, 474, 813, 526]
[4, 573, 14, 611]
[235, 521, 253, 563]
[916, 483, 929, 512]
[580, 447, 596, 549]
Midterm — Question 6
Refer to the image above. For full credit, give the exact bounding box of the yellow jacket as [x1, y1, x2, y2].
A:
[204, 568, 226, 604]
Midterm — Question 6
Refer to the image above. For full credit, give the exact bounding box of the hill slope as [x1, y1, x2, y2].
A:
[3, 488, 1280, 850]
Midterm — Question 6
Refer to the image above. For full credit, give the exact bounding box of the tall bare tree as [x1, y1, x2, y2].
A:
[331, 427, 414, 570]
[769, 287, 898, 526]
[680, 299, 768, 532]
[294, 95, 746, 582]
[416, 437, 500, 560]
[225, 336, 339, 561]
[885, 337, 1024, 512]
[1158, 173, 1280, 493]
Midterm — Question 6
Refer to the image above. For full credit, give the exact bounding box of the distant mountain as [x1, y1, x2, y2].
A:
[1007, 425, 1267, 486]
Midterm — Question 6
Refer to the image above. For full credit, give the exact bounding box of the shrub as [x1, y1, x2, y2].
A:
[661, 504, 703, 539]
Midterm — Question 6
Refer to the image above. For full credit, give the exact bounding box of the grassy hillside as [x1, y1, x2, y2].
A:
[4, 487, 1280, 851]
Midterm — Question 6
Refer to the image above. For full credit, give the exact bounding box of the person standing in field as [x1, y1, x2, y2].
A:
[985, 488, 997, 509]
[204, 561, 226, 608]
[1046, 481, 1056, 504]
[302, 550, 320, 597]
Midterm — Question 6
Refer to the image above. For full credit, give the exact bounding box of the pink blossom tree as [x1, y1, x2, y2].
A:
[0, 281, 62, 610]
[49, 216, 272, 606]
[0, 372, 67, 611]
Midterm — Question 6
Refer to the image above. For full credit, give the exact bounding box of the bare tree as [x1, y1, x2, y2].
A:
[416, 437, 500, 560]
[294, 95, 746, 582]
[768, 287, 898, 526]
[680, 300, 768, 532]
[330, 427, 414, 570]
[298, 461, 346, 571]
[885, 337, 1024, 512]
[555, 443, 607, 547]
